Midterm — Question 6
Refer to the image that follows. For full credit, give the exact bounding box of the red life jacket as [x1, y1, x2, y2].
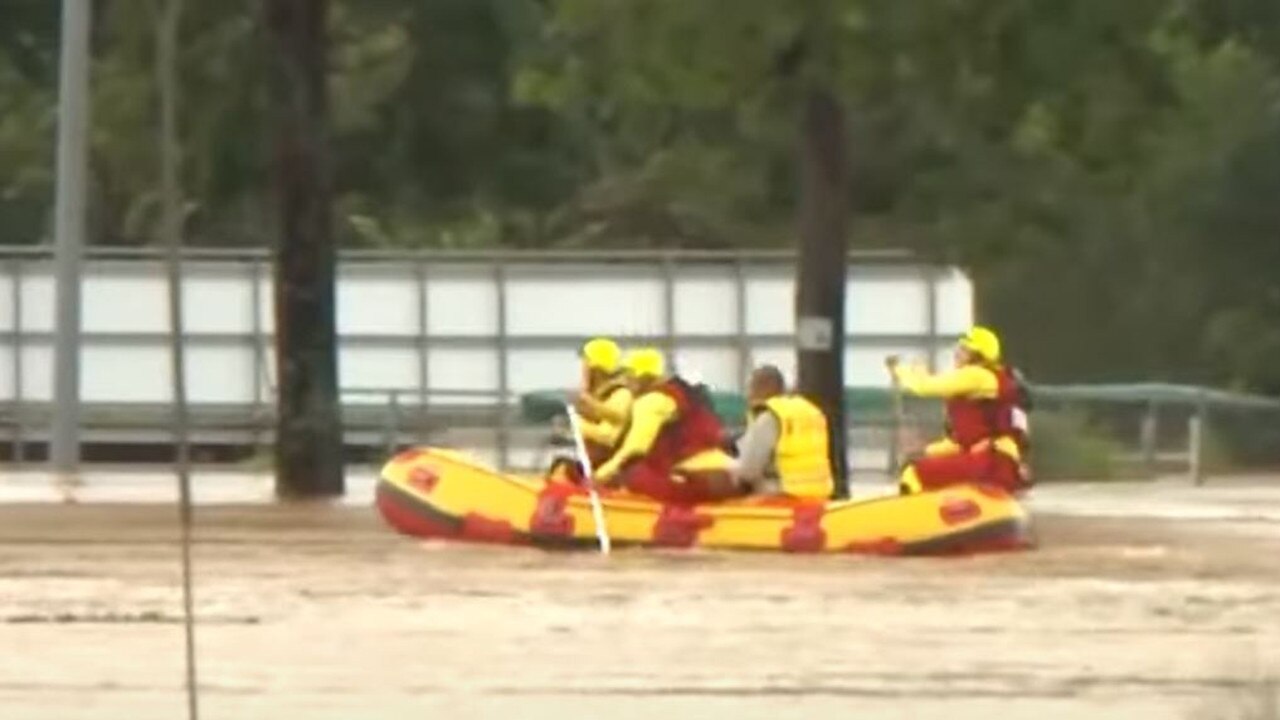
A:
[640, 377, 726, 476]
[946, 365, 1029, 453]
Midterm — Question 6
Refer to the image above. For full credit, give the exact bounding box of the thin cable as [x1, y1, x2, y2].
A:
[157, 0, 199, 716]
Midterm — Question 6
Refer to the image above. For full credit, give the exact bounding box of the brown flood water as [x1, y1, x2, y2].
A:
[0, 489, 1278, 720]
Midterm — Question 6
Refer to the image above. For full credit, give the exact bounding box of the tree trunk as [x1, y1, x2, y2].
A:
[796, 86, 849, 498]
[264, 0, 344, 498]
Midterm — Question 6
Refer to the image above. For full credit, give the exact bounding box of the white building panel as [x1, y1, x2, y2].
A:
[187, 346, 257, 404]
[82, 266, 168, 334]
[673, 267, 738, 336]
[935, 268, 975, 335]
[0, 275, 13, 332]
[426, 265, 497, 337]
[505, 265, 666, 337]
[845, 271, 929, 335]
[337, 268, 419, 337]
[672, 346, 743, 390]
[339, 346, 420, 393]
[18, 342, 52, 401]
[742, 272, 793, 334]
[183, 266, 256, 335]
[17, 273, 54, 333]
[83, 344, 170, 403]
[506, 347, 579, 394]
[0, 353, 12, 399]
[426, 347, 498, 404]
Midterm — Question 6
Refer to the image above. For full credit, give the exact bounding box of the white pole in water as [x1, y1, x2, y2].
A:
[1188, 411, 1204, 486]
[565, 405, 612, 555]
[50, 0, 93, 487]
[156, 0, 199, 716]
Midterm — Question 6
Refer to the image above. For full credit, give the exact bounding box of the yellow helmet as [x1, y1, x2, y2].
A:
[580, 338, 622, 373]
[959, 326, 1002, 363]
[623, 347, 666, 379]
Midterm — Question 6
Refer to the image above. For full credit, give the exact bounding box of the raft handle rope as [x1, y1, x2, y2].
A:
[565, 404, 613, 555]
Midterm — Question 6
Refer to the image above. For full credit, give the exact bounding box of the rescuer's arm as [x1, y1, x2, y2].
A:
[579, 416, 620, 447]
[924, 437, 962, 456]
[892, 364, 997, 399]
[734, 412, 781, 484]
[576, 387, 633, 425]
[597, 387, 633, 425]
[596, 393, 677, 481]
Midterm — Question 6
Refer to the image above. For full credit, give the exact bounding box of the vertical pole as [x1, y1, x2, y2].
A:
[50, 0, 94, 480]
[383, 390, 399, 457]
[494, 261, 510, 470]
[1188, 411, 1203, 486]
[886, 395, 900, 479]
[1190, 393, 1208, 486]
[10, 258, 24, 465]
[415, 259, 429, 443]
[733, 258, 749, 391]
[924, 266, 938, 373]
[1140, 401, 1158, 478]
[156, 0, 199, 717]
[266, 0, 345, 498]
[795, 85, 850, 499]
[249, 259, 265, 454]
[661, 253, 676, 367]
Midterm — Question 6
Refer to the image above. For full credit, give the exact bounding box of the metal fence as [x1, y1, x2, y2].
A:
[0, 245, 971, 475]
[1029, 384, 1280, 482]
[892, 382, 1280, 483]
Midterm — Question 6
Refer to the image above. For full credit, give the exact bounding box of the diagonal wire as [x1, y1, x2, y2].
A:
[157, 0, 199, 716]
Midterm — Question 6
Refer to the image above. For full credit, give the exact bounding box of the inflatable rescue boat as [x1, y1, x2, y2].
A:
[375, 448, 1033, 555]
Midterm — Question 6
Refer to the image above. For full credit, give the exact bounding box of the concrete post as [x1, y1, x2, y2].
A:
[50, 0, 94, 481]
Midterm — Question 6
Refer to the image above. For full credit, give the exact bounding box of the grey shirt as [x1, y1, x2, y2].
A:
[734, 411, 781, 493]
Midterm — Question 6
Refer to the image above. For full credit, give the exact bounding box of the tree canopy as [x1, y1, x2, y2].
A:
[1, 0, 1277, 392]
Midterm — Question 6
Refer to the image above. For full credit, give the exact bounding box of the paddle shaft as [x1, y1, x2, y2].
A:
[565, 404, 612, 555]
[886, 358, 907, 472]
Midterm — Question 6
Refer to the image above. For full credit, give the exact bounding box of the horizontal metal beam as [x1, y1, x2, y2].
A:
[0, 244, 926, 266]
[0, 330, 959, 349]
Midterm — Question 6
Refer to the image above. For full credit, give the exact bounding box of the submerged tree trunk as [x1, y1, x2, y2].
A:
[264, 0, 344, 498]
[795, 86, 850, 498]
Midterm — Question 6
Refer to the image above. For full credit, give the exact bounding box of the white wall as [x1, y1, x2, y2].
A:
[0, 257, 972, 405]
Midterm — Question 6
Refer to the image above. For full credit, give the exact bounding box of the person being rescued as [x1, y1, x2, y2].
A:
[887, 325, 1032, 496]
[594, 348, 742, 504]
[732, 365, 835, 500]
[572, 337, 634, 468]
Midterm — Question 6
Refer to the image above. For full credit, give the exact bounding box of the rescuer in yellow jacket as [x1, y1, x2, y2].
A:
[595, 348, 740, 504]
[573, 337, 634, 467]
[888, 326, 1031, 495]
[733, 365, 835, 500]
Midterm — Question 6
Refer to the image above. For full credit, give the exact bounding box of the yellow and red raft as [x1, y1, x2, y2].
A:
[376, 448, 1033, 555]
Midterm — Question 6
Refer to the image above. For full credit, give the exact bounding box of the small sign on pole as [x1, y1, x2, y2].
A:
[797, 315, 834, 352]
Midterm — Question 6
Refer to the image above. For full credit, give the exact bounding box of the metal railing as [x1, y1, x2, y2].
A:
[1029, 383, 1280, 483]
[0, 244, 964, 474]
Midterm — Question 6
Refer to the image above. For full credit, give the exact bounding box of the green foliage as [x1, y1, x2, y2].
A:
[1200, 422, 1237, 476]
[1202, 412, 1280, 472]
[1027, 410, 1124, 481]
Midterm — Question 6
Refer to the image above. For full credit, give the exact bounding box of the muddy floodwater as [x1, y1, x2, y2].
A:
[1, 480, 1278, 720]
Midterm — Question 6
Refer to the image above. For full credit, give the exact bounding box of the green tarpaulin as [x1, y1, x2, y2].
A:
[519, 387, 934, 426]
[519, 382, 1279, 426]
